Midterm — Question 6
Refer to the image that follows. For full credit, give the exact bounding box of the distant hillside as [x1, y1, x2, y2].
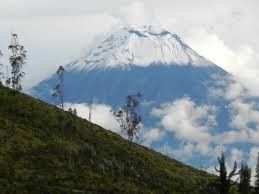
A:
[0, 86, 218, 193]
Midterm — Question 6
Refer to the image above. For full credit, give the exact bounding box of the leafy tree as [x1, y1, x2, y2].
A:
[255, 153, 259, 194]
[239, 162, 251, 194]
[8, 33, 26, 91]
[113, 93, 142, 144]
[215, 153, 239, 194]
[52, 66, 65, 109]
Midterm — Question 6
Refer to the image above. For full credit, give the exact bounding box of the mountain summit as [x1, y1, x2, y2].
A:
[67, 25, 212, 71]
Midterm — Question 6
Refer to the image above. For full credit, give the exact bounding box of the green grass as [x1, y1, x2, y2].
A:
[0, 86, 218, 193]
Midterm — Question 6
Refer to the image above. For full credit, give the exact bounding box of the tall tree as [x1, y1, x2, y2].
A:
[113, 93, 142, 144]
[8, 33, 26, 91]
[88, 96, 93, 122]
[52, 66, 65, 109]
[0, 50, 3, 85]
[239, 162, 251, 194]
[255, 153, 259, 194]
[215, 153, 239, 194]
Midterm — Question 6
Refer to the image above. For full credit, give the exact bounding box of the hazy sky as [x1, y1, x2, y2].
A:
[0, 0, 259, 92]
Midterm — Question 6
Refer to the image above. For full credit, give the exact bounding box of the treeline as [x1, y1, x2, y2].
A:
[212, 152, 259, 194]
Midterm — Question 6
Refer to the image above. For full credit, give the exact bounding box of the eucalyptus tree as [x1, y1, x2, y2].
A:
[8, 33, 27, 91]
[113, 93, 142, 144]
[52, 66, 65, 109]
[0, 50, 3, 85]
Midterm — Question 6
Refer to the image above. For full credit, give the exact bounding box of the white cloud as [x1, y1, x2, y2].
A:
[64, 103, 120, 133]
[141, 128, 165, 147]
[212, 99, 259, 145]
[157, 141, 224, 163]
[186, 28, 259, 96]
[229, 99, 259, 131]
[152, 97, 217, 143]
[157, 142, 195, 161]
[217, 130, 249, 145]
[230, 148, 244, 163]
[224, 82, 247, 100]
[118, 1, 153, 26]
[0, 13, 121, 89]
[208, 74, 250, 100]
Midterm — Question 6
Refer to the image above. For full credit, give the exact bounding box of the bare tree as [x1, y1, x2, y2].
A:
[52, 66, 65, 109]
[8, 33, 27, 91]
[113, 93, 142, 144]
[88, 96, 93, 122]
[0, 50, 3, 85]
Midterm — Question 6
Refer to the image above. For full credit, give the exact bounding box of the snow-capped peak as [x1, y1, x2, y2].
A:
[68, 25, 213, 71]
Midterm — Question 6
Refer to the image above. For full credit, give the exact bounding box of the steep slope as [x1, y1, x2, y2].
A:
[0, 86, 218, 193]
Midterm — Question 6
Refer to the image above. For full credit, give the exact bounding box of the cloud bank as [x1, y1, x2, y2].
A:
[151, 97, 216, 143]
[64, 103, 120, 133]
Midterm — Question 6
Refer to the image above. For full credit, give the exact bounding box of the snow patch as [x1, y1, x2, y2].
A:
[67, 25, 213, 71]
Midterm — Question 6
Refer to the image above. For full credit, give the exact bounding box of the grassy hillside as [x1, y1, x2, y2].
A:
[0, 86, 218, 193]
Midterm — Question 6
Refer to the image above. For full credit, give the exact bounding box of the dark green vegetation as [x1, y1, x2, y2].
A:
[215, 153, 239, 194]
[0, 85, 220, 193]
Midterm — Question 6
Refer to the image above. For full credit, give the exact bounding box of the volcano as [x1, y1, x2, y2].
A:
[30, 25, 257, 167]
